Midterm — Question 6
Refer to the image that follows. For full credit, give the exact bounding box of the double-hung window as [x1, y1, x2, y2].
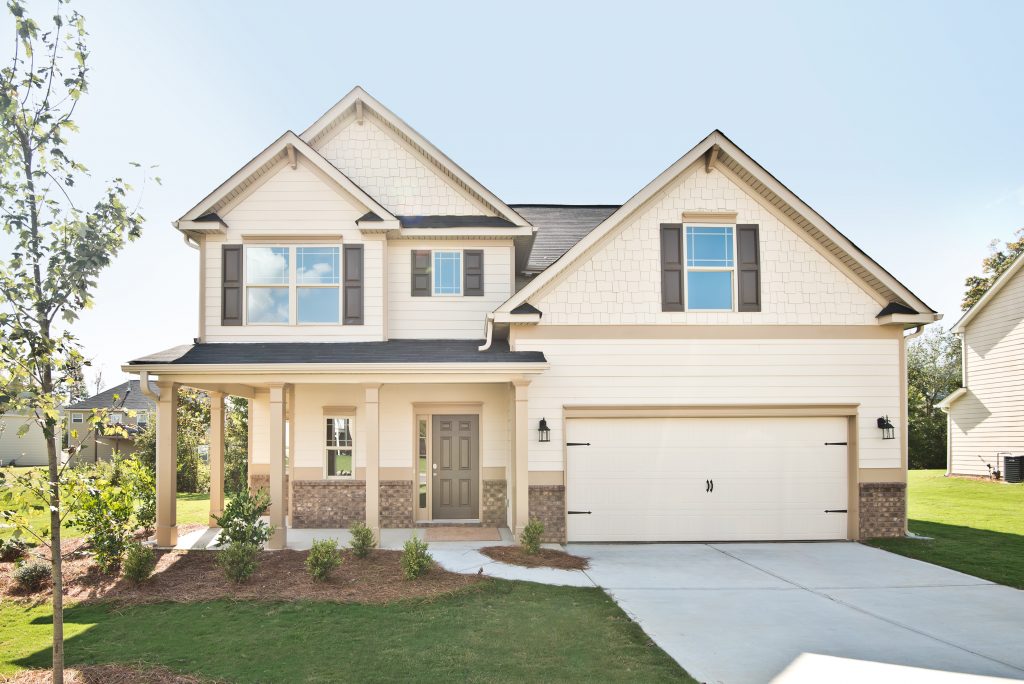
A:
[245, 246, 341, 324]
[325, 416, 354, 478]
[433, 251, 462, 295]
[685, 225, 735, 310]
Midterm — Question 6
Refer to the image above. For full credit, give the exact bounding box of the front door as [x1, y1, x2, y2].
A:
[432, 415, 479, 519]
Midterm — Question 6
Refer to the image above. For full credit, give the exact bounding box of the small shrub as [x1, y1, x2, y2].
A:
[213, 487, 272, 547]
[13, 560, 51, 593]
[520, 518, 544, 555]
[0, 538, 27, 562]
[218, 541, 260, 583]
[122, 543, 157, 584]
[400, 535, 432, 580]
[305, 539, 342, 582]
[348, 521, 375, 559]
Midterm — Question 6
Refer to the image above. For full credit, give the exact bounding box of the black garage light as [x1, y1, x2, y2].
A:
[877, 415, 895, 440]
[538, 418, 551, 443]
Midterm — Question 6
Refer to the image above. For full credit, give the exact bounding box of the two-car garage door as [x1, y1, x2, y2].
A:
[565, 416, 849, 542]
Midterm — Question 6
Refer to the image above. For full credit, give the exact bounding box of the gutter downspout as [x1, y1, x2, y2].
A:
[478, 313, 494, 351]
[139, 371, 160, 401]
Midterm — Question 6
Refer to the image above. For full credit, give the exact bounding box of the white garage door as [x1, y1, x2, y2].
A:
[566, 416, 849, 542]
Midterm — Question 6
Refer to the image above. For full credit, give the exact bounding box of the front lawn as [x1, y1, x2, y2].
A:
[0, 582, 693, 682]
[868, 469, 1024, 588]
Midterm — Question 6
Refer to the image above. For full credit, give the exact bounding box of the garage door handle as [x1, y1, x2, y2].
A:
[824, 509, 848, 513]
[566, 442, 591, 447]
[824, 442, 848, 446]
[567, 510, 592, 515]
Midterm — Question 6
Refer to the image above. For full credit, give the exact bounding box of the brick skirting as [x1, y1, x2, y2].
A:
[380, 480, 414, 528]
[482, 480, 508, 527]
[859, 482, 906, 538]
[528, 484, 566, 543]
[291, 480, 366, 528]
[248, 473, 289, 511]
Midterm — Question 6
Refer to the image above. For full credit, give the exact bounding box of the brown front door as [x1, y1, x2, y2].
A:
[432, 415, 479, 519]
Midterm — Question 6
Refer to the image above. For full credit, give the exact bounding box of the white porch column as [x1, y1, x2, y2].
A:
[267, 384, 287, 550]
[208, 391, 225, 526]
[364, 384, 381, 543]
[512, 379, 531, 538]
[155, 381, 179, 547]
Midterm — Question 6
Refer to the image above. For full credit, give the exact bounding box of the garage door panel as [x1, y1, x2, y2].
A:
[566, 416, 848, 542]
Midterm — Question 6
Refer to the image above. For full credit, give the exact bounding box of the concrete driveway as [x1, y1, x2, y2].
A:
[568, 542, 1024, 683]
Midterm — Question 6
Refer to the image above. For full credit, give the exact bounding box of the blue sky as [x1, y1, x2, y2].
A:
[6, 0, 1024, 388]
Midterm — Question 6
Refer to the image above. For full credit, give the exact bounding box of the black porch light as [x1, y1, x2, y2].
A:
[538, 418, 551, 443]
[877, 415, 895, 440]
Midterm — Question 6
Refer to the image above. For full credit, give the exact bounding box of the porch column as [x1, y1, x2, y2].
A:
[267, 384, 287, 550]
[364, 384, 381, 543]
[513, 379, 531, 538]
[208, 391, 225, 526]
[155, 381, 179, 547]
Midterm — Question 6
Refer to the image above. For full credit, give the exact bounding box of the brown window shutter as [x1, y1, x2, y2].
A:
[411, 250, 431, 296]
[463, 249, 484, 296]
[660, 224, 684, 311]
[343, 244, 364, 325]
[737, 224, 761, 312]
[221, 244, 243, 325]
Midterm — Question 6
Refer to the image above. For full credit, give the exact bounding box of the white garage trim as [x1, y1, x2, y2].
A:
[562, 404, 860, 541]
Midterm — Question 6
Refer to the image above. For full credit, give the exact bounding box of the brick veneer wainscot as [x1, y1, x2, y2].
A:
[528, 484, 566, 543]
[482, 480, 508, 527]
[858, 482, 906, 538]
[379, 480, 414, 528]
[291, 480, 365, 528]
[249, 473, 289, 511]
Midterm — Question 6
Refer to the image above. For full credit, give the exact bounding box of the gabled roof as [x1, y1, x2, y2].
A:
[951, 252, 1024, 333]
[301, 86, 530, 228]
[512, 205, 621, 273]
[66, 380, 157, 412]
[498, 131, 937, 318]
[175, 131, 397, 231]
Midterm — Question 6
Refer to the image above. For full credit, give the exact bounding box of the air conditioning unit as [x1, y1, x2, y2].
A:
[1003, 454, 1024, 484]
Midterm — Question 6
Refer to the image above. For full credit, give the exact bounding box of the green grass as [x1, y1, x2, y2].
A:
[868, 469, 1024, 588]
[0, 582, 693, 682]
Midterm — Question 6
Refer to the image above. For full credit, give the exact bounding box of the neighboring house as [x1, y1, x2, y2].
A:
[123, 86, 939, 549]
[64, 380, 157, 462]
[939, 254, 1024, 477]
[0, 413, 59, 467]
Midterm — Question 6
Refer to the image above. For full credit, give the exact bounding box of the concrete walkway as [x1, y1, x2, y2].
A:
[568, 542, 1024, 683]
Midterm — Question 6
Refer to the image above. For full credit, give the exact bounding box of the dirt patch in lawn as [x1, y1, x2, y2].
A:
[0, 664, 218, 683]
[481, 545, 589, 570]
[1, 537, 481, 606]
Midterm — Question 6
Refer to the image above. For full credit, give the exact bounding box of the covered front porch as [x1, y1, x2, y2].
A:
[131, 347, 547, 549]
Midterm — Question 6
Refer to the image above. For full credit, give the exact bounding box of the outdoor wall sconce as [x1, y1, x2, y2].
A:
[538, 418, 551, 443]
[877, 415, 895, 440]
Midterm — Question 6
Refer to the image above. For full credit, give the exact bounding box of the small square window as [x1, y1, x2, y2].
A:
[71, 413, 84, 424]
[433, 251, 462, 295]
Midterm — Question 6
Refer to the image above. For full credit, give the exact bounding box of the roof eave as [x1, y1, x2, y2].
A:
[951, 253, 1024, 333]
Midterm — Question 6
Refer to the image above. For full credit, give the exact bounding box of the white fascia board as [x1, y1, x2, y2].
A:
[935, 387, 967, 411]
[951, 254, 1024, 333]
[492, 312, 541, 324]
[877, 313, 943, 326]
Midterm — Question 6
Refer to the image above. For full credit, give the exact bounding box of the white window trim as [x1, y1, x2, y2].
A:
[244, 244, 344, 326]
[432, 250, 463, 296]
[324, 414, 355, 480]
[70, 413, 84, 424]
[683, 223, 738, 312]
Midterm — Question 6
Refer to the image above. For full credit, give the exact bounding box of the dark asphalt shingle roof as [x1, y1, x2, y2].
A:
[511, 303, 542, 316]
[66, 380, 157, 411]
[511, 205, 620, 273]
[129, 340, 545, 365]
[877, 302, 919, 316]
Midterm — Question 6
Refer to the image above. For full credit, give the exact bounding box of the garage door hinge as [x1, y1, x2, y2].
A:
[566, 442, 591, 447]
[567, 510, 592, 515]
[824, 442, 848, 446]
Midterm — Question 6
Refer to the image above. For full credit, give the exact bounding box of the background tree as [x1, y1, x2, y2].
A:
[0, 2, 151, 679]
[962, 228, 1024, 310]
[133, 386, 210, 493]
[907, 327, 962, 469]
[225, 395, 249, 494]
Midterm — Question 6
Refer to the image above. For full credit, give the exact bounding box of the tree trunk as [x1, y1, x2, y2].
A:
[44, 411, 64, 683]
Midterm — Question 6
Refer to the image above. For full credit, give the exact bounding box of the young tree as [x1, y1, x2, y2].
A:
[962, 228, 1024, 311]
[907, 327, 962, 469]
[225, 395, 249, 494]
[0, 2, 150, 680]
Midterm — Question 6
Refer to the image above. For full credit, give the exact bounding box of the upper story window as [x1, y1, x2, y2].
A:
[433, 251, 462, 295]
[245, 246, 341, 325]
[70, 413, 84, 424]
[686, 225, 735, 311]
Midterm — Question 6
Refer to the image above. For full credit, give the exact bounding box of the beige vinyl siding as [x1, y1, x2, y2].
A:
[387, 241, 513, 339]
[515, 336, 902, 472]
[202, 158, 385, 342]
[0, 414, 55, 466]
[950, 267, 1024, 476]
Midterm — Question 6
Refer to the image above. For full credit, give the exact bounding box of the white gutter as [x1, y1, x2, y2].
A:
[479, 313, 495, 351]
[123, 361, 549, 376]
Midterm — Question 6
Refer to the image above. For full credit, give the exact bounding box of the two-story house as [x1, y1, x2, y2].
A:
[125, 87, 939, 548]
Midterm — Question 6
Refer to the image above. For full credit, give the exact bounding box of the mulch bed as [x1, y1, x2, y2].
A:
[480, 545, 589, 570]
[1, 537, 481, 606]
[0, 664, 218, 683]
